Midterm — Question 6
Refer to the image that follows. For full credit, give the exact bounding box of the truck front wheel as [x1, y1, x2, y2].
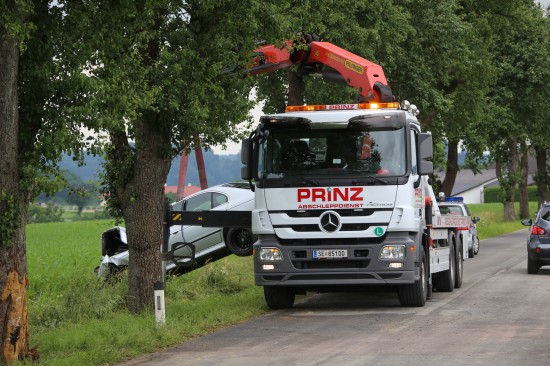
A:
[398, 248, 427, 307]
[264, 286, 295, 310]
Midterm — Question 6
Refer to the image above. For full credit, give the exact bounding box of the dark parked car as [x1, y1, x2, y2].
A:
[521, 203, 550, 274]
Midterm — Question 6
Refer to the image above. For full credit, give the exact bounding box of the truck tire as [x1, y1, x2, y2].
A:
[433, 242, 455, 292]
[264, 286, 295, 310]
[398, 248, 427, 307]
[527, 258, 540, 274]
[225, 227, 256, 257]
[455, 240, 463, 289]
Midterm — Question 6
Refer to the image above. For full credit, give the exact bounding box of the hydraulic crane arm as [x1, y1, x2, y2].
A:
[248, 36, 395, 103]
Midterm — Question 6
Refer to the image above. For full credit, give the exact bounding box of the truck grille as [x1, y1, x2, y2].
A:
[291, 224, 369, 232]
[286, 208, 387, 218]
[278, 237, 384, 246]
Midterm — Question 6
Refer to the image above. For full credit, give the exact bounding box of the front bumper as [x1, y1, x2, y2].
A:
[254, 233, 419, 288]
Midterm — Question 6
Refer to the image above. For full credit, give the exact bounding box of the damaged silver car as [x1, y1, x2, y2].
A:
[97, 182, 256, 277]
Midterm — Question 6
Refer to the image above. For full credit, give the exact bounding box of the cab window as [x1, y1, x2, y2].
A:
[410, 130, 417, 174]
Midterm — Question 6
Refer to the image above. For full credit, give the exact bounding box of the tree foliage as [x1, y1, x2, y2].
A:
[1, 1, 550, 360]
[1, 0, 91, 362]
[473, 0, 550, 220]
[60, 0, 293, 313]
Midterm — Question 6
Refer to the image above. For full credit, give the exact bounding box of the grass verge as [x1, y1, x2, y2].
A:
[467, 202, 536, 239]
[24, 202, 535, 365]
[25, 220, 265, 366]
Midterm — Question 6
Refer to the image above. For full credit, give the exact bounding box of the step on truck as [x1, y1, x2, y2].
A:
[175, 35, 471, 309]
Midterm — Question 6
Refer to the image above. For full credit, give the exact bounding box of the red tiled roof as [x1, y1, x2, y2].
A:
[164, 185, 201, 197]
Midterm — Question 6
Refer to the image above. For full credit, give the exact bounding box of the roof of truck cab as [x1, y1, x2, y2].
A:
[265, 108, 415, 124]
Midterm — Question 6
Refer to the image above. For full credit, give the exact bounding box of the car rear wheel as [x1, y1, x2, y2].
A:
[527, 258, 540, 274]
[473, 235, 480, 255]
[225, 227, 256, 257]
[264, 286, 295, 310]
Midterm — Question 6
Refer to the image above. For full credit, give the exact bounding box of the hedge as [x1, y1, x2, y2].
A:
[484, 186, 549, 203]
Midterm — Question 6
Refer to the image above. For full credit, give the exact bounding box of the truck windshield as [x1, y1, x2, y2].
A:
[258, 127, 407, 178]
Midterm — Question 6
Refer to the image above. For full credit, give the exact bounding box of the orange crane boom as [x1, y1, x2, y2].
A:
[247, 35, 395, 103]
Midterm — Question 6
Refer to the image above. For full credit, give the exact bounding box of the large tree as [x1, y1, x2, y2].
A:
[0, 4, 29, 361]
[482, 0, 550, 220]
[256, 0, 411, 112]
[521, 4, 550, 207]
[66, 0, 288, 313]
[1, 0, 89, 362]
[387, 0, 495, 197]
[255, 0, 497, 199]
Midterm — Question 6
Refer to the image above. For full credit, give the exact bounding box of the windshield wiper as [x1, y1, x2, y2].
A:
[283, 174, 319, 187]
[351, 175, 388, 185]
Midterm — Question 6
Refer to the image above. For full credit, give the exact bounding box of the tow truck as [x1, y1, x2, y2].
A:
[176, 35, 471, 309]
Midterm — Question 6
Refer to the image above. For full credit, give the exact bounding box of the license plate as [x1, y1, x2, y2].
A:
[313, 249, 348, 259]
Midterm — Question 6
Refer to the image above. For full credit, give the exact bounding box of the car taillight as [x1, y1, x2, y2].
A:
[531, 225, 546, 235]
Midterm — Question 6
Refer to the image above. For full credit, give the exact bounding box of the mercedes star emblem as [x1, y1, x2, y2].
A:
[319, 210, 342, 233]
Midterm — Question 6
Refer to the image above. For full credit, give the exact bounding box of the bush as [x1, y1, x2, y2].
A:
[28, 204, 64, 223]
[483, 186, 549, 203]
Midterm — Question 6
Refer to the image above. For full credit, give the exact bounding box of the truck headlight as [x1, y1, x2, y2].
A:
[258, 247, 283, 262]
[379, 245, 406, 259]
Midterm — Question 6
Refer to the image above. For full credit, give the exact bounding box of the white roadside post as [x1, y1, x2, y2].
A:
[155, 198, 170, 327]
[154, 281, 166, 326]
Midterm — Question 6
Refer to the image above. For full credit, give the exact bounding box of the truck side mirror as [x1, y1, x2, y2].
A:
[417, 132, 433, 175]
[241, 138, 252, 180]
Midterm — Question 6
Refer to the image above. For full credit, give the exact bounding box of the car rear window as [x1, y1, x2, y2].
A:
[440, 205, 463, 215]
[540, 207, 550, 222]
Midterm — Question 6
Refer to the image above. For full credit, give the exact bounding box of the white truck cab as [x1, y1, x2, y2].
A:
[241, 101, 467, 309]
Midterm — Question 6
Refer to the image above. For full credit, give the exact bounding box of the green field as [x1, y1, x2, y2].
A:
[24, 202, 535, 365]
[468, 202, 537, 240]
[26, 220, 265, 365]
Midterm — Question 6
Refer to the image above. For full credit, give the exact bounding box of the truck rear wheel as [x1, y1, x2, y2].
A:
[264, 286, 295, 310]
[455, 240, 463, 289]
[398, 248, 427, 307]
[433, 242, 455, 292]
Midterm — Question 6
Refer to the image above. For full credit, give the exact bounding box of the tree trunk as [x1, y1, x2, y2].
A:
[123, 113, 172, 314]
[287, 70, 305, 106]
[495, 139, 519, 222]
[0, 30, 30, 364]
[518, 140, 529, 219]
[440, 139, 459, 198]
[534, 146, 549, 206]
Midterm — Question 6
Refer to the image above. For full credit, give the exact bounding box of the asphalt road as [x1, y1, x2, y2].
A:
[124, 229, 550, 366]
